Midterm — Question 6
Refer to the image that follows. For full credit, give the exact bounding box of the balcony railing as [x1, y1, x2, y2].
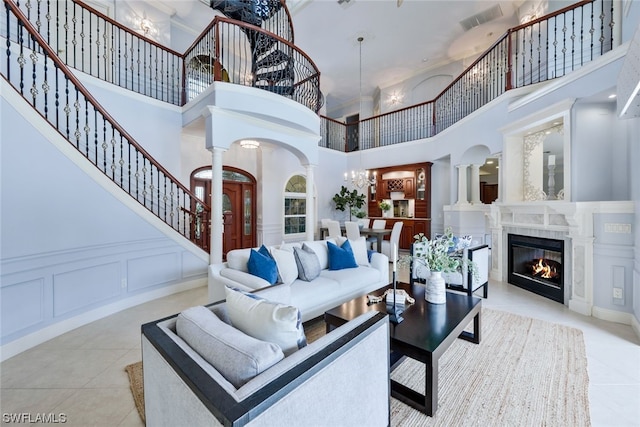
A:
[2, 0, 210, 251]
[321, 0, 617, 151]
[7, 0, 322, 112]
[183, 16, 322, 112]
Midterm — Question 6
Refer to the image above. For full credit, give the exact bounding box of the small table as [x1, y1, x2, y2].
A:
[319, 226, 391, 253]
[324, 282, 482, 416]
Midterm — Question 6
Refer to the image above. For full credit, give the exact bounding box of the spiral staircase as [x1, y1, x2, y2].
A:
[209, 0, 296, 97]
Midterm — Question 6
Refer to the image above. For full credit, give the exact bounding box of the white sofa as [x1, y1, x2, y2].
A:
[142, 294, 391, 427]
[209, 238, 389, 322]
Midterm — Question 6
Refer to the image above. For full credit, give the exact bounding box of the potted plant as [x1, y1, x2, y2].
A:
[352, 208, 369, 228]
[332, 186, 366, 221]
[409, 228, 477, 304]
[379, 201, 391, 218]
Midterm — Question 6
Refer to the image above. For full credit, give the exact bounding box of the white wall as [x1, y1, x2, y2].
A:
[572, 102, 631, 201]
[0, 95, 207, 356]
[631, 116, 640, 326]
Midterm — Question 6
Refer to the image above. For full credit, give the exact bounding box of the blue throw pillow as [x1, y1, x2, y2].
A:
[247, 246, 278, 285]
[327, 240, 358, 270]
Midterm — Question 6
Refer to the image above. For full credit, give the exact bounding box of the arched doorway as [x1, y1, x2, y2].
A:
[191, 166, 257, 257]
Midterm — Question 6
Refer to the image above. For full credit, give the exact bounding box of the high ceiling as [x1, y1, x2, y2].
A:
[288, 0, 526, 112]
[138, 0, 560, 113]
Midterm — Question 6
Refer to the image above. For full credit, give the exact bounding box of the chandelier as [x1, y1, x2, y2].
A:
[345, 169, 377, 189]
[344, 36, 376, 189]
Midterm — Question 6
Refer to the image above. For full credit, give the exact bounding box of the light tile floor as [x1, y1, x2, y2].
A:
[1, 267, 639, 426]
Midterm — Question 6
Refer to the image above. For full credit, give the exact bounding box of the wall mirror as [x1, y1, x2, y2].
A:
[523, 124, 565, 201]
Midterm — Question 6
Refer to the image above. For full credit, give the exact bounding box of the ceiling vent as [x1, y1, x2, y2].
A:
[459, 5, 503, 31]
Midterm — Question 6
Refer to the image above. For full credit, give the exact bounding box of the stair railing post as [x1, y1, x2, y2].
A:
[214, 20, 222, 82]
[505, 29, 513, 91]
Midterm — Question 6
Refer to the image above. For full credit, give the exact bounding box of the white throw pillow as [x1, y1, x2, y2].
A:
[302, 239, 335, 270]
[269, 247, 298, 286]
[176, 306, 284, 389]
[226, 248, 253, 272]
[336, 236, 370, 266]
[225, 287, 307, 356]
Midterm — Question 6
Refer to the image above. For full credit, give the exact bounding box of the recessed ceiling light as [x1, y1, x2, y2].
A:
[486, 160, 494, 164]
[608, 94, 616, 99]
[552, 121, 560, 125]
[545, 130, 551, 134]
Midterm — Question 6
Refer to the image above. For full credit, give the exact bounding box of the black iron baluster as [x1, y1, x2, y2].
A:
[18, 17, 25, 95]
[54, 61, 59, 129]
[110, 20, 114, 85]
[84, 97, 89, 157]
[64, 74, 70, 139]
[127, 143, 132, 195]
[5, 1, 12, 82]
[599, 0, 605, 55]
[29, 35, 37, 106]
[93, 108, 98, 166]
[43, 49, 48, 118]
[136, 37, 140, 96]
[63, 0, 68, 65]
[562, 12, 567, 78]
[80, 6, 85, 73]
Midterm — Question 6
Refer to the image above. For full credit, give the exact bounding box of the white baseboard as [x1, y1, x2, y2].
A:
[0, 278, 206, 362]
[569, 299, 592, 317]
[591, 305, 634, 325]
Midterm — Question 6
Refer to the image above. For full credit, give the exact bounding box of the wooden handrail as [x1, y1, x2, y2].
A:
[5, 0, 205, 208]
[509, 0, 595, 33]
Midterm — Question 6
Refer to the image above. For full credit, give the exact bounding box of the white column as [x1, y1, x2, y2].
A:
[495, 153, 503, 202]
[456, 164, 470, 205]
[305, 164, 316, 242]
[210, 147, 225, 265]
[470, 164, 482, 204]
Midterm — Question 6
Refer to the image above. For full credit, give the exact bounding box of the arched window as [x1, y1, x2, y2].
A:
[284, 175, 306, 235]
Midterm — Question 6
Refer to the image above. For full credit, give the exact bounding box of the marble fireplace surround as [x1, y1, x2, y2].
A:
[487, 201, 633, 317]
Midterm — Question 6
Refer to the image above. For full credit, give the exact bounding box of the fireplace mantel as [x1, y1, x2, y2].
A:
[488, 201, 634, 317]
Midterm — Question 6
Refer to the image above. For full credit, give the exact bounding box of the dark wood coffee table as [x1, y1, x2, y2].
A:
[324, 282, 482, 416]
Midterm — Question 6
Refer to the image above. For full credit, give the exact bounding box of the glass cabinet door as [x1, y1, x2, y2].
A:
[416, 168, 426, 200]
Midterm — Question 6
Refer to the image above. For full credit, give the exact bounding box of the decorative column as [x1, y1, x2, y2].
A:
[565, 208, 595, 316]
[456, 164, 470, 205]
[470, 164, 482, 205]
[305, 164, 315, 242]
[495, 153, 503, 202]
[210, 147, 225, 265]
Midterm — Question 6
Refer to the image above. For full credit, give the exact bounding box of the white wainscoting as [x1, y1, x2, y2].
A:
[0, 238, 207, 360]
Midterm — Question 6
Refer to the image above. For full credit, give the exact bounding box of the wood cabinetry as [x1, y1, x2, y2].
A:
[367, 162, 431, 220]
[404, 178, 414, 199]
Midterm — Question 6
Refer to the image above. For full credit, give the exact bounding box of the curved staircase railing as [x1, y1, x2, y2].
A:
[7, 0, 322, 112]
[321, 0, 616, 151]
[184, 16, 321, 112]
[2, 0, 211, 251]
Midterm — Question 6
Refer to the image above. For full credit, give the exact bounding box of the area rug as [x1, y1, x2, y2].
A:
[126, 309, 590, 426]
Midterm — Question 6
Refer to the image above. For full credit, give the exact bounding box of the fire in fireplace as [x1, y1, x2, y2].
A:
[508, 234, 564, 303]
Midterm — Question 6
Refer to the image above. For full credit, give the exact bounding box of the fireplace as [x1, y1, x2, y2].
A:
[508, 234, 564, 303]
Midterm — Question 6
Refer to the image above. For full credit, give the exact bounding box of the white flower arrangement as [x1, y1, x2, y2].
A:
[407, 227, 478, 277]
